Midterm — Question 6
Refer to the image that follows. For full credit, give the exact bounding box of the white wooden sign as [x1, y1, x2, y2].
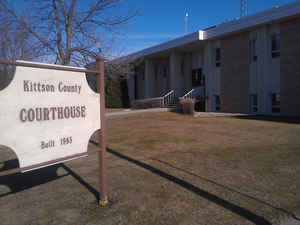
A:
[0, 61, 100, 170]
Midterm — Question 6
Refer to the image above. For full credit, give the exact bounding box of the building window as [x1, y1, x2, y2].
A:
[215, 95, 221, 112]
[271, 35, 280, 58]
[154, 66, 158, 81]
[272, 93, 280, 114]
[250, 94, 258, 113]
[250, 39, 258, 62]
[201, 74, 205, 86]
[181, 61, 185, 76]
[216, 48, 221, 67]
[192, 68, 205, 87]
[163, 67, 167, 78]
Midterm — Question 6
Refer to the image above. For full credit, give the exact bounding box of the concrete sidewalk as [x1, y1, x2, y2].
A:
[106, 108, 172, 117]
[194, 112, 250, 117]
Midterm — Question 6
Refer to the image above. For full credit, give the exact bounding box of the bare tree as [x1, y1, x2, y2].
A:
[0, 9, 41, 89]
[0, 0, 138, 66]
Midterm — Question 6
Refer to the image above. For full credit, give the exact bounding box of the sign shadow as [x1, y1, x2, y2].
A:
[0, 159, 68, 198]
[0, 159, 99, 201]
[151, 158, 300, 222]
[107, 147, 272, 225]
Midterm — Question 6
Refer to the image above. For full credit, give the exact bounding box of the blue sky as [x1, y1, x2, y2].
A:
[115, 0, 296, 57]
[11, 0, 297, 58]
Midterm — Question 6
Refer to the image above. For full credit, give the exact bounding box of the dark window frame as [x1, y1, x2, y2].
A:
[271, 34, 280, 58]
[250, 39, 258, 62]
[215, 95, 221, 112]
[216, 48, 221, 67]
[154, 65, 158, 81]
[192, 68, 205, 87]
[250, 94, 258, 113]
[163, 67, 167, 78]
[271, 93, 280, 113]
[181, 60, 185, 76]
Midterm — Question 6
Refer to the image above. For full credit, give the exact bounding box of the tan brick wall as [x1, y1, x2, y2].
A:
[220, 32, 250, 113]
[280, 18, 300, 117]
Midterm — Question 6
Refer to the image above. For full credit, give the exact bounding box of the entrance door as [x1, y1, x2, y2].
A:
[192, 68, 204, 87]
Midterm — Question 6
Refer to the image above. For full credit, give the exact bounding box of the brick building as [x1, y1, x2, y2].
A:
[114, 1, 300, 116]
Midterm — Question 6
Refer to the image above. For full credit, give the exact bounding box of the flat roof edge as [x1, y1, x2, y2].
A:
[204, 1, 300, 39]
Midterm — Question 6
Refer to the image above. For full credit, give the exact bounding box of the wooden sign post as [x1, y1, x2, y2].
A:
[96, 58, 108, 206]
[0, 59, 108, 206]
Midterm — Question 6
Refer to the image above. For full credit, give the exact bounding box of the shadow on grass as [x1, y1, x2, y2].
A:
[60, 164, 99, 200]
[234, 115, 300, 124]
[0, 159, 99, 201]
[0, 159, 67, 198]
[107, 147, 272, 225]
[151, 158, 300, 222]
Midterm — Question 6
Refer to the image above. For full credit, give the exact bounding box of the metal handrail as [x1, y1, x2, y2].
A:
[161, 90, 175, 107]
[182, 89, 195, 99]
[163, 90, 174, 98]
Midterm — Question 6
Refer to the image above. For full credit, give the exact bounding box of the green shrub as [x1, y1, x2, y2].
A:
[86, 74, 129, 108]
[105, 78, 122, 108]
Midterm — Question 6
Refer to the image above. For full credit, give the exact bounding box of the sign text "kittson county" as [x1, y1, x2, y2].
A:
[23, 80, 82, 94]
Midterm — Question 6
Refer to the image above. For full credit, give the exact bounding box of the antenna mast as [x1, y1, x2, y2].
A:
[184, 12, 189, 34]
[240, 0, 248, 17]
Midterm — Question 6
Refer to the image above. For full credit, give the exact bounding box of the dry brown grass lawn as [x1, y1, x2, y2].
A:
[0, 112, 300, 225]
